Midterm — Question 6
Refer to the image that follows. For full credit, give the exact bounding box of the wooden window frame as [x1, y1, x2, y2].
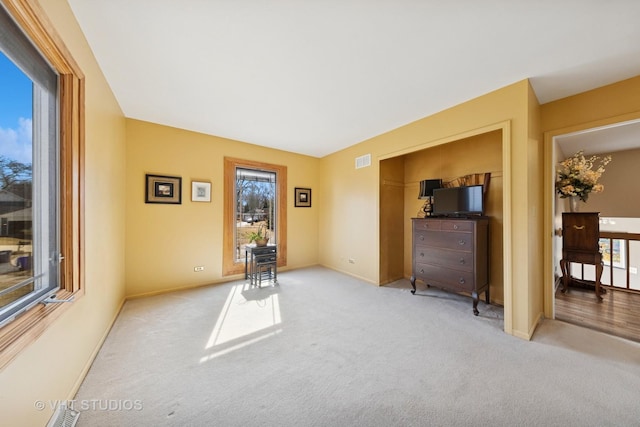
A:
[0, 0, 84, 370]
[223, 157, 287, 276]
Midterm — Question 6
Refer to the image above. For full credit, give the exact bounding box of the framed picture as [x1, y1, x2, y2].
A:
[145, 174, 182, 204]
[599, 238, 626, 269]
[295, 187, 311, 207]
[192, 181, 211, 202]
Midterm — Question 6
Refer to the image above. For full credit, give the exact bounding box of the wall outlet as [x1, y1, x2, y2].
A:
[194, 266, 205, 272]
[631, 267, 638, 275]
[348, 258, 355, 264]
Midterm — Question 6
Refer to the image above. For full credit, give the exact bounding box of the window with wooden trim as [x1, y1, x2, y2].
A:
[223, 158, 286, 276]
[0, 0, 84, 369]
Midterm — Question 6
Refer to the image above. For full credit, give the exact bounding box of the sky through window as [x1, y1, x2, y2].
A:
[0, 51, 32, 164]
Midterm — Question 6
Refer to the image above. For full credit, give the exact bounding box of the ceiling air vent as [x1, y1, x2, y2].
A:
[355, 154, 371, 169]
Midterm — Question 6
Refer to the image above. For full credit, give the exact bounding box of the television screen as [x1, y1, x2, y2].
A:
[432, 185, 483, 216]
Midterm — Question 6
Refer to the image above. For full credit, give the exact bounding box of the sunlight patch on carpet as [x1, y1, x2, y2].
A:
[201, 283, 282, 362]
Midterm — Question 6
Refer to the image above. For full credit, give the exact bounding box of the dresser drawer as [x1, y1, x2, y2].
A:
[414, 263, 474, 292]
[414, 231, 474, 252]
[415, 246, 473, 272]
[441, 220, 473, 232]
[414, 219, 441, 231]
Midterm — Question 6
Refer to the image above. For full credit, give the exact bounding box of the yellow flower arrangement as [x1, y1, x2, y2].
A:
[556, 150, 612, 202]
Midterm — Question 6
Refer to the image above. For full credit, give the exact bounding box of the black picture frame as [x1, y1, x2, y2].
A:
[145, 174, 182, 204]
[295, 187, 311, 207]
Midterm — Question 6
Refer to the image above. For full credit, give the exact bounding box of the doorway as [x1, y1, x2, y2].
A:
[550, 119, 640, 343]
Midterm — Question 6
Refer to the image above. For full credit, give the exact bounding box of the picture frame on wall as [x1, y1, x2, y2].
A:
[295, 187, 311, 207]
[145, 174, 182, 204]
[599, 238, 626, 269]
[192, 181, 211, 202]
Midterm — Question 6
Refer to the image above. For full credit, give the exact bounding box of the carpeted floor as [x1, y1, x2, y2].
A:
[74, 266, 640, 426]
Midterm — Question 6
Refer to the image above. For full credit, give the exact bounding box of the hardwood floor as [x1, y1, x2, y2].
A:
[555, 284, 640, 343]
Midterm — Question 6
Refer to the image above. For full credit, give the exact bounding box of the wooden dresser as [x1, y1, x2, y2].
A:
[411, 217, 489, 316]
[560, 212, 603, 301]
[410, 217, 490, 315]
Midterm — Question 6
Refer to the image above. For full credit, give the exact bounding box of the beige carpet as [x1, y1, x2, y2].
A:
[74, 266, 640, 426]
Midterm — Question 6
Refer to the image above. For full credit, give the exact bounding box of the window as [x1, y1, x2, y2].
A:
[234, 168, 277, 260]
[0, 0, 84, 369]
[224, 158, 287, 275]
[0, 25, 59, 327]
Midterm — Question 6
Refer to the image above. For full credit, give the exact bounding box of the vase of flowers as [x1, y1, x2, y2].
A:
[556, 150, 611, 211]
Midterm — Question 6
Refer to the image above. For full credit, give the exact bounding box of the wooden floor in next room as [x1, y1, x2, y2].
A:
[555, 285, 640, 343]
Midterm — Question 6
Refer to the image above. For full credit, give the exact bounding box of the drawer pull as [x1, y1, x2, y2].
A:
[453, 224, 459, 230]
[572, 225, 585, 230]
[419, 269, 424, 274]
[419, 235, 424, 241]
[459, 258, 465, 265]
[420, 252, 424, 258]
[458, 239, 466, 246]
[459, 278, 465, 284]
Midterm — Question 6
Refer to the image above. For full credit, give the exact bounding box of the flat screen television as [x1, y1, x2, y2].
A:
[432, 185, 484, 217]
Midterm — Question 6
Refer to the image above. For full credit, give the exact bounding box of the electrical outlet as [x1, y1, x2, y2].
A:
[194, 266, 204, 272]
[631, 267, 638, 275]
[348, 258, 355, 264]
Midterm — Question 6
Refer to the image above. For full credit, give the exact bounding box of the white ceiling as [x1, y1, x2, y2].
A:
[66, 0, 640, 158]
[555, 119, 640, 158]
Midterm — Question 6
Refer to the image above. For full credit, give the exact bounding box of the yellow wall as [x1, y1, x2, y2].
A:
[319, 80, 543, 339]
[0, 0, 127, 425]
[527, 82, 544, 333]
[541, 75, 640, 133]
[379, 156, 405, 284]
[125, 119, 320, 297]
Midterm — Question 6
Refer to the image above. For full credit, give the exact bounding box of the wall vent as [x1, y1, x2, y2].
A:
[355, 154, 371, 169]
[47, 404, 80, 427]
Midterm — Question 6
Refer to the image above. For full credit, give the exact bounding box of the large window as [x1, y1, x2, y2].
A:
[0, 0, 84, 369]
[235, 168, 277, 260]
[224, 158, 287, 275]
[0, 22, 59, 327]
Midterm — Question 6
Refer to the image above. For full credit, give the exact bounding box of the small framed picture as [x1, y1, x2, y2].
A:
[192, 181, 211, 202]
[295, 187, 311, 207]
[145, 174, 182, 204]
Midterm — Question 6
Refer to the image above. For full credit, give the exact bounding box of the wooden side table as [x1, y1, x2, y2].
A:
[559, 212, 603, 302]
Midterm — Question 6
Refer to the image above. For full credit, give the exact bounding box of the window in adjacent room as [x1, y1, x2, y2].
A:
[223, 158, 287, 275]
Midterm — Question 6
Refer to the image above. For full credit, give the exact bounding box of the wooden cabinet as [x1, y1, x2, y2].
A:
[560, 212, 603, 301]
[410, 217, 490, 315]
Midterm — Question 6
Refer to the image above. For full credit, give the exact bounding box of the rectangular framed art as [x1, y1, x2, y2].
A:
[192, 181, 212, 202]
[145, 174, 182, 204]
[599, 238, 626, 269]
[294, 187, 311, 207]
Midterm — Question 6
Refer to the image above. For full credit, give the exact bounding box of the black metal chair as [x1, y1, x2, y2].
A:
[252, 252, 277, 287]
